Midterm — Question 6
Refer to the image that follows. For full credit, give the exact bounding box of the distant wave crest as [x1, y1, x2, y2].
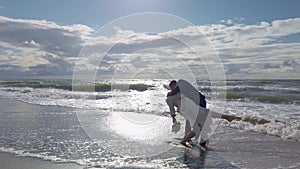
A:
[0, 80, 152, 92]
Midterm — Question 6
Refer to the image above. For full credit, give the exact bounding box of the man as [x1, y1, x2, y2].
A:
[166, 80, 241, 148]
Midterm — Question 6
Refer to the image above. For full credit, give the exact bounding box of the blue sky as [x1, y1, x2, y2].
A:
[0, 0, 299, 79]
[1, 0, 299, 26]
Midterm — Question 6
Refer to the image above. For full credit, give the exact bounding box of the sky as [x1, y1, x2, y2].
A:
[0, 0, 300, 79]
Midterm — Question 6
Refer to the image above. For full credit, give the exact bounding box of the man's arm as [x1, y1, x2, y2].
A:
[166, 96, 177, 123]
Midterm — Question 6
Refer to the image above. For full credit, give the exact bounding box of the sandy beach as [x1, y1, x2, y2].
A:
[209, 127, 300, 168]
[1, 125, 299, 169]
[0, 152, 82, 169]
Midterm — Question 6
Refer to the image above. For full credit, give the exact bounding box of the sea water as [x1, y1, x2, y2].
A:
[0, 79, 299, 168]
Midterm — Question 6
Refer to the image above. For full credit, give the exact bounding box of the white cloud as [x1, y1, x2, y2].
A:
[0, 15, 95, 78]
[0, 15, 94, 57]
[23, 40, 40, 47]
[220, 18, 245, 25]
[0, 15, 300, 79]
[221, 19, 233, 25]
[269, 18, 300, 36]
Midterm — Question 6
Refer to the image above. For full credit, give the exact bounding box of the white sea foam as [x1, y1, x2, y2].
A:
[0, 146, 187, 168]
[223, 119, 300, 142]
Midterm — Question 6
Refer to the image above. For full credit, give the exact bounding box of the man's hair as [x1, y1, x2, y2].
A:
[169, 80, 177, 87]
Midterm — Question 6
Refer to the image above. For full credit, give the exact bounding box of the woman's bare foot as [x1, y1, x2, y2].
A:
[180, 141, 191, 148]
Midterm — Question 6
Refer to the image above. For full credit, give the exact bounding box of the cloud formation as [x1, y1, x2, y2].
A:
[0, 15, 299, 79]
[0, 15, 93, 77]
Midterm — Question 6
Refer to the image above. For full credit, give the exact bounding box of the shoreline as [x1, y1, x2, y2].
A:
[0, 152, 83, 169]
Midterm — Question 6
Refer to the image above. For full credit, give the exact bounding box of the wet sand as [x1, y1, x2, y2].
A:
[0, 152, 82, 169]
[209, 127, 300, 168]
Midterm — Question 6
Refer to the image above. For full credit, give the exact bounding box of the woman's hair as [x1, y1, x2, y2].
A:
[169, 80, 177, 87]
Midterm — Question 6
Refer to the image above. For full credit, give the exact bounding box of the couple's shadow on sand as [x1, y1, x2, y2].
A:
[179, 146, 238, 169]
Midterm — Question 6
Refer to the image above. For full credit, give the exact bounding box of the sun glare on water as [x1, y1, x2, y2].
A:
[108, 111, 171, 142]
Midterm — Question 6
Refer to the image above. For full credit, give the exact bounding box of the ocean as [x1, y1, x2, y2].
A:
[0, 79, 299, 168]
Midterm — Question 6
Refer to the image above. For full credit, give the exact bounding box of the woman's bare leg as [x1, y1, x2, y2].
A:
[209, 110, 241, 122]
